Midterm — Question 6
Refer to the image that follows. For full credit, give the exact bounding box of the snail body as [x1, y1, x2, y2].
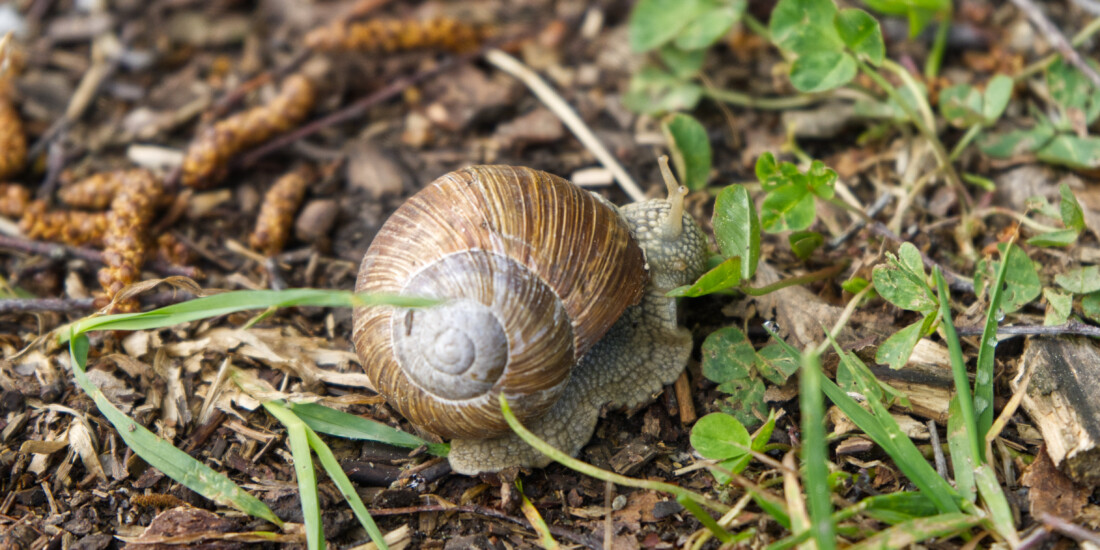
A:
[352, 164, 707, 474]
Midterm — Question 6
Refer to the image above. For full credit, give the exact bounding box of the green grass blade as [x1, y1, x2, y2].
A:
[288, 402, 448, 457]
[975, 244, 1013, 445]
[799, 351, 835, 550]
[934, 268, 984, 464]
[946, 397, 977, 503]
[264, 402, 323, 550]
[304, 424, 389, 549]
[67, 333, 284, 526]
[846, 513, 980, 550]
[974, 464, 1019, 545]
[518, 481, 561, 549]
[59, 289, 438, 340]
[678, 495, 735, 544]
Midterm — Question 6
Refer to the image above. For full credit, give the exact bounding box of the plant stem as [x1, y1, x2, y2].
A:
[949, 124, 984, 162]
[702, 87, 824, 110]
[498, 395, 731, 515]
[742, 13, 771, 42]
[1016, 16, 1100, 81]
[739, 262, 848, 296]
[864, 59, 972, 213]
[924, 8, 952, 81]
[972, 206, 1062, 233]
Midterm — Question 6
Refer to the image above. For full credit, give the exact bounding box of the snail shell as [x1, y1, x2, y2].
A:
[352, 165, 648, 440]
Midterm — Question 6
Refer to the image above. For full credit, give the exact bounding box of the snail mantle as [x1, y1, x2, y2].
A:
[352, 164, 708, 474]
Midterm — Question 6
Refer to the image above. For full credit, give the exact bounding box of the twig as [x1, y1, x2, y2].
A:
[0, 234, 202, 278]
[1038, 512, 1100, 545]
[238, 52, 475, 168]
[955, 322, 1100, 338]
[1011, 0, 1100, 90]
[484, 49, 646, 203]
[0, 297, 96, 314]
[368, 504, 601, 550]
[1072, 0, 1100, 16]
[827, 193, 893, 250]
[1016, 17, 1100, 81]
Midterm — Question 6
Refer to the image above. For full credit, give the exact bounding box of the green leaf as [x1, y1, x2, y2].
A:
[629, 0, 708, 51]
[288, 402, 448, 456]
[658, 45, 707, 79]
[1043, 288, 1073, 326]
[717, 377, 768, 428]
[755, 152, 780, 188]
[806, 160, 837, 199]
[835, 9, 884, 65]
[1026, 228, 1080, 248]
[622, 66, 703, 115]
[663, 113, 712, 191]
[974, 464, 1021, 546]
[939, 84, 984, 128]
[713, 184, 760, 278]
[996, 243, 1041, 313]
[264, 403, 324, 550]
[761, 184, 815, 232]
[1082, 291, 1100, 323]
[756, 343, 801, 384]
[982, 74, 1014, 123]
[770, 0, 845, 56]
[667, 256, 742, 297]
[1037, 135, 1100, 170]
[846, 513, 981, 550]
[789, 230, 823, 260]
[1047, 57, 1100, 125]
[859, 492, 941, 524]
[875, 315, 929, 370]
[842, 276, 871, 295]
[978, 126, 1056, 158]
[1054, 265, 1100, 294]
[946, 397, 977, 503]
[1060, 183, 1086, 232]
[872, 246, 938, 314]
[961, 173, 996, 191]
[674, 3, 745, 50]
[790, 50, 858, 92]
[690, 412, 753, 483]
[701, 326, 757, 384]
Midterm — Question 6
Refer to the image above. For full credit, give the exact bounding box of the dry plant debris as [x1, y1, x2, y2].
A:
[97, 169, 163, 311]
[304, 17, 490, 54]
[0, 75, 25, 180]
[249, 164, 314, 256]
[181, 73, 316, 189]
[19, 201, 110, 246]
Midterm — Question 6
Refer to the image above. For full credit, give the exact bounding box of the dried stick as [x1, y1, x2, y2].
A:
[0, 297, 95, 314]
[485, 48, 646, 202]
[955, 322, 1100, 338]
[1011, 0, 1100, 89]
[237, 53, 472, 168]
[0, 234, 201, 278]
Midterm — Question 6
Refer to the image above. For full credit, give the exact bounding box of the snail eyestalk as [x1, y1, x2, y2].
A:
[657, 156, 686, 239]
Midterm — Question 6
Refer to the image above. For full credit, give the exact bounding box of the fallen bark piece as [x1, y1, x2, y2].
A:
[1020, 444, 1088, 521]
[1013, 337, 1100, 485]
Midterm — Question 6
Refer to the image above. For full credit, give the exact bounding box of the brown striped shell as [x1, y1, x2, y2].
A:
[352, 166, 647, 439]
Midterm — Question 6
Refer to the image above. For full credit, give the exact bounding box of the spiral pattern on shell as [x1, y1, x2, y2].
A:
[352, 166, 648, 439]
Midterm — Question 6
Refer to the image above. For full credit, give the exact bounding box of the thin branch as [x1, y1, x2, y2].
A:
[955, 322, 1100, 338]
[0, 234, 202, 278]
[484, 48, 646, 202]
[237, 52, 476, 168]
[1011, 0, 1100, 90]
[0, 297, 96, 314]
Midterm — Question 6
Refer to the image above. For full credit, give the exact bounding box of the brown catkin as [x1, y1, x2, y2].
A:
[304, 17, 489, 54]
[0, 183, 29, 218]
[0, 84, 26, 180]
[58, 170, 133, 209]
[97, 169, 162, 312]
[153, 232, 194, 266]
[249, 165, 314, 256]
[180, 73, 316, 189]
[20, 201, 110, 246]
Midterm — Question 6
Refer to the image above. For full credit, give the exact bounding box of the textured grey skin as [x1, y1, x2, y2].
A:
[448, 199, 708, 474]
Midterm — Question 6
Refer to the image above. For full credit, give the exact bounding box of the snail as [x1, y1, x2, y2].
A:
[352, 160, 708, 474]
